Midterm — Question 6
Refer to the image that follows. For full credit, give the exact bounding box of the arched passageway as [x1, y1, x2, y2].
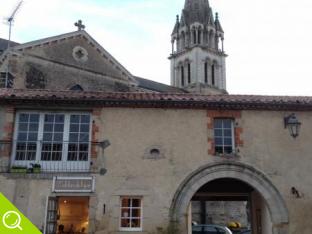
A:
[170, 162, 289, 234]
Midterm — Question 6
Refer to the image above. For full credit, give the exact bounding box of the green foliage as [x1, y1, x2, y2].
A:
[31, 163, 41, 168]
[11, 167, 27, 173]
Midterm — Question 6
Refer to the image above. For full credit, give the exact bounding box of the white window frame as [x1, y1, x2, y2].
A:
[119, 197, 143, 232]
[11, 111, 92, 172]
[213, 118, 235, 154]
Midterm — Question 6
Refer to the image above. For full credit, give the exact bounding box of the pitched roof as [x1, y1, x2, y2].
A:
[215, 13, 224, 33]
[172, 18, 180, 35]
[0, 38, 19, 53]
[0, 31, 137, 85]
[135, 76, 187, 93]
[182, 0, 212, 26]
[1, 89, 312, 111]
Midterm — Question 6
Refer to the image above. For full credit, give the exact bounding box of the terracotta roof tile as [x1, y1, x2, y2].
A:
[1, 89, 312, 111]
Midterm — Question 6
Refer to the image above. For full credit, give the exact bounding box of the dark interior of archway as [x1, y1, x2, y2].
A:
[192, 178, 255, 201]
[191, 178, 254, 231]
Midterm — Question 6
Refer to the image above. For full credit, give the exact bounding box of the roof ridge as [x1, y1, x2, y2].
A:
[1, 89, 311, 98]
[0, 89, 312, 111]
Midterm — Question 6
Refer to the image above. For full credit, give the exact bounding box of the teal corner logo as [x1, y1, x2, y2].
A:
[0, 193, 42, 234]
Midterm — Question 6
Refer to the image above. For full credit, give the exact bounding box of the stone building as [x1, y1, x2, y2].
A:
[169, 0, 226, 94]
[0, 38, 19, 55]
[0, 1, 311, 234]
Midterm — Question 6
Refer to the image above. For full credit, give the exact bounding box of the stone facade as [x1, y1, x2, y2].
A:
[0, 105, 311, 233]
[0, 31, 137, 92]
[0, 1, 311, 234]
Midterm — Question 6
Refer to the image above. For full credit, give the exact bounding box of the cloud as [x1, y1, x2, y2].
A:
[1, 0, 312, 95]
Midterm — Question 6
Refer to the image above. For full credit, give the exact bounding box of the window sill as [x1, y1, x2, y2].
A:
[214, 153, 240, 158]
[119, 228, 143, 232]
[3, 171, 94, 180]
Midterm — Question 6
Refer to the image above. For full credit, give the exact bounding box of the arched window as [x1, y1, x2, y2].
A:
[176, 37, 180, 52]
[172, 38, 177, 53]
[181, 32, 186, 49]
[204, 62, 208, 84]
[198, 29, 201, 44]
[209, 30, 214, 48]
[215, 35, 219, 50]
[204, 31, 208, 45]
[193, 30, 197, 44]
[70, 84, 84, 91]
[188, 63, 191, 84]
[181, 66, 185, 86]
[211, 64, 215, 86]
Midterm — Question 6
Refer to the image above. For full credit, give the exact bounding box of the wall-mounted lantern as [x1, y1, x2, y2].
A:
[284, 113, 301, 138]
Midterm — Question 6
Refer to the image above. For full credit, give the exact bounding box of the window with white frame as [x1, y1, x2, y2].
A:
[41, 114, 65, 161]
[214, 118, 235, 154]
[68, 114, 90, 161]
[120, 197, 143, 231]
[15, 113, 40, 161]
[13, 112, 91, 170]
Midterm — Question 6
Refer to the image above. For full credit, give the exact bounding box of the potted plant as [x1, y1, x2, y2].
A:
[11, 166, 27, 173]
[31, 163, 41, 173]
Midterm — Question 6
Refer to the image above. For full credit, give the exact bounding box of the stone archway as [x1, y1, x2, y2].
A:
[170, 161, 289, 234]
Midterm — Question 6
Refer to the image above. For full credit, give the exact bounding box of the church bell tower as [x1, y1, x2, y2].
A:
[169, 0, 227, 94]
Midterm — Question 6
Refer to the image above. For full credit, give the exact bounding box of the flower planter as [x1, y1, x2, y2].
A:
[11, 168, 27, 173]
[33, 168, 41, 173]
[31, 163, 41, 174]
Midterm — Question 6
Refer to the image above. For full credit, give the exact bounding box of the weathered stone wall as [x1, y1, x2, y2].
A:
[22, 37, 126, 81]
[241, 111, 312, 234]
[2, 35, 136, 92]
[10, 54, 131, 92]
[0, 108, 311, 233]
[192, 201, 249, 227]
[252, 191, 272, 234]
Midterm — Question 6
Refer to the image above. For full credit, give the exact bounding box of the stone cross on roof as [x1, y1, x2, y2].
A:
[74, 20, 85, 31]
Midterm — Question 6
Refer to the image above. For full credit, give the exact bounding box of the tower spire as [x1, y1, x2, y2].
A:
[182, 0, 211, 26]
[169, 0, 227, 94]
[184, 0, 210, 9]
[215, 12, 224, 33]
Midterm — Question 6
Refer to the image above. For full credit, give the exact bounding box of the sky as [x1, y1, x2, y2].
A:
[1, 0, 312, 96]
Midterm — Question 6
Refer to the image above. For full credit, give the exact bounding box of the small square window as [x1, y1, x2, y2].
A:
[213, 119, 235, 155]
[120, 197, 143, 231]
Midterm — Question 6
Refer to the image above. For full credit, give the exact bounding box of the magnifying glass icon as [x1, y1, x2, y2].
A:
[2, 211, 23, 231]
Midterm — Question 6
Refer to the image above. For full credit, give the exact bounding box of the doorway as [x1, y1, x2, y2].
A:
[45, 196, 89, 234]
[170, 162, 289, 234]
[189, 178, 270, 234]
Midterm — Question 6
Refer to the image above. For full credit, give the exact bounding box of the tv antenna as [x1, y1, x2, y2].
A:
[6, 0, 23, 49]
[4, 0, 23, 88]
